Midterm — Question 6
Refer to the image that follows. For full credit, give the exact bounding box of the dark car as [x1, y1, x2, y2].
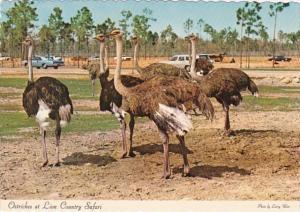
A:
[268, 55, 292, 62]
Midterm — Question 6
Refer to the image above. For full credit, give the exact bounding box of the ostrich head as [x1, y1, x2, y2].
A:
[94, 33, 106, 42]
[110, 29, 123, 39]
[131, 36, 139, 45]
[23, 35, 33, 46]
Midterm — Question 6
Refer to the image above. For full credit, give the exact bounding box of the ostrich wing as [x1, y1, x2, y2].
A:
[35, 77, 73, 114]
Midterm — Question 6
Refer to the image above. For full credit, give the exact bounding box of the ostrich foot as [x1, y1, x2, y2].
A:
[224, 129, 236, 137]
[128, 151, 136, 157]
[41, 160, 48, 168]
[120, 152, 127, 159]
[53, 161, 61, 167]
[162, 171, 171, 179]
[182, 167, 191, 177]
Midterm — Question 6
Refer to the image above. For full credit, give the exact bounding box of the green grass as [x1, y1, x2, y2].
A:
[243, 96, 300, 111]
[0, 112, 36, 136]
[0, 77, 27, 89]
[0, 111, 149, 137]
[0, 77, 100, 100]
[259, 86, 300, 94]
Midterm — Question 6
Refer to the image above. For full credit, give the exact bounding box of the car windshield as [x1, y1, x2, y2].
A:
[170, 56, 178, 61]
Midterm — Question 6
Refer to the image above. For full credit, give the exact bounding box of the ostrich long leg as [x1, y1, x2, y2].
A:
[224, 104, 235, 136]
[120, 118, 127, 158]
[91, 79, 95, 97]
[224, 104, 230, 131]
[40, 128, 48, 167]
[176, 135, 190, 176]
[159, 129, 171, 179]
[54, 120, 61, 166]
[128, 113, 136, 157]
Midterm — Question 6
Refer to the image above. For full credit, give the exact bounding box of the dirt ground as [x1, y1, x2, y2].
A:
[0, 110, 299, 200]
[0, 67, 300, 200]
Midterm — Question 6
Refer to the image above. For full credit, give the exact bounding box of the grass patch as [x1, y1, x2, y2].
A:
[0, 77, 101, 100]
[259, 86, 300, 94]
[243, 96, 300, 111]
[0, 112, 36, 136]
[0, 111, 149, 137]
[64, 113, 119, 133]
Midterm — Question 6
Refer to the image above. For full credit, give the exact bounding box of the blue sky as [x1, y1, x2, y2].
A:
[1, 0, 300, 39]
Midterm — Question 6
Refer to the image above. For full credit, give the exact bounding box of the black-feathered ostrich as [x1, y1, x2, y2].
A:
[111, 30, 214, 178]
[94, 34, 144, 158]
[22, 36, 73, 167]
[187, 34, 259, 136]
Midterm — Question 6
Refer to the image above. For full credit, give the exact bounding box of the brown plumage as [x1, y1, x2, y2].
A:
[188, 35, 258, 135]
[82, 63, 100, 96]
[195, 58, 214, 75]
[22, 36, 73, 167]
[111, 30, 214, 179]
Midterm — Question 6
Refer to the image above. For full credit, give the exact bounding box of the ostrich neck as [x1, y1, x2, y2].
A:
[189, 39, 203, 82]
[99, 42, 105, 74]
[188, 42, 192, 66]
[133, 43, 142, 73]
[104, 46, 109, 70]
[28, 45, 33, 82]
[190, 39, 197, 78]
[114, 37, 130, 97]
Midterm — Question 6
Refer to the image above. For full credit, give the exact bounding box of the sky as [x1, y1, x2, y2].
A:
[1, 0, 300, 39]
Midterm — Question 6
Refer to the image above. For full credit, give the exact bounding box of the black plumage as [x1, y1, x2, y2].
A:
[22, 36, 73, 167]
[23, 76, 73, 120]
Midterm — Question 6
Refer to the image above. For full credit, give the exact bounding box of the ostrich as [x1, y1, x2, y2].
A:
[82, 63, 99, 97]
[110, 30, 214, 178]
[187, 34, 259, 136]
[22, 36, 73, 167]
[94, 34, 144, 158]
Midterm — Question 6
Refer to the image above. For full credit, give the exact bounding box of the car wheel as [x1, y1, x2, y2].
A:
[185, 65, 191, 72]
[42, 64, 48, 69]
[54, 66, 58, 69]
[37, 67, 40, 69]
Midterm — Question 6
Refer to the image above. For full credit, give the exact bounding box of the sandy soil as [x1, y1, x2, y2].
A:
[0, 110, 299, 200]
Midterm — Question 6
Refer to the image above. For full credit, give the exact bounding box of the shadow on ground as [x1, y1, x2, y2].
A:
[133, 143, 193, 155]
[62, 152, 117, 166]
[173, 165, 251, 179]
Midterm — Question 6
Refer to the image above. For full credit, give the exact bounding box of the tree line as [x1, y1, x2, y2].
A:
[0, 0, 299, 68]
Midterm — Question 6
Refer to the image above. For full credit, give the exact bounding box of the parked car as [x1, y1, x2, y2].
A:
[88, 56, 99, 62]
[45, 56, 64, 67]
[22, 56, 60, 69]
[197, 54, 215, 64]
[160, 54, 214, 73]
[268, 55, 292, 62]
[160, 54, 191, 71]
[113, 55, 132, 61]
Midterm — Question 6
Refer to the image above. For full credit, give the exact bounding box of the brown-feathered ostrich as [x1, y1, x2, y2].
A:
[82, 63, 100, 96]
[22, 36, 73, 167]
[111, 30, 214, 178]
[131, 36, 192, 80]
[94, 34, 144, 158]
[187, 34, 259, 136]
